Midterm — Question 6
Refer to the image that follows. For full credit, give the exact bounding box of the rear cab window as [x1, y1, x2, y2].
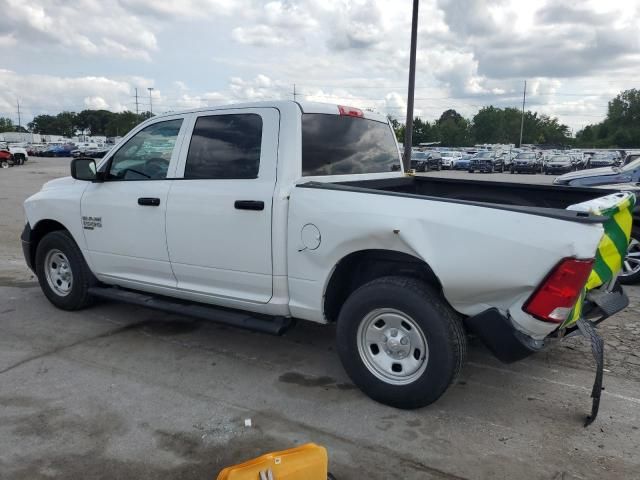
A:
[184, 114, 263, 179]
[301, 114, 401, 176]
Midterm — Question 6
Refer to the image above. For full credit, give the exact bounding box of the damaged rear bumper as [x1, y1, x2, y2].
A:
[463, 282, 628, 364]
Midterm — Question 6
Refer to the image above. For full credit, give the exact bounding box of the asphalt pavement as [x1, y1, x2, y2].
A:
[1, 157, 639, 479]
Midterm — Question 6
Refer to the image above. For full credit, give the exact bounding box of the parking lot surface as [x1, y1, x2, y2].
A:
[1, 158, 639, 479]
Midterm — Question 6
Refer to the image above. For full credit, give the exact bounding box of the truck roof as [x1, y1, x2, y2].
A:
[150, 100, 389, 123]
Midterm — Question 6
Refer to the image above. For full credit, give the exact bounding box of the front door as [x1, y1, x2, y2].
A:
[165, 108, 279, 304]
[81, 116, 188, 287]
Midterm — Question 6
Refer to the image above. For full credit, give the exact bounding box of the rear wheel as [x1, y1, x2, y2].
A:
[336, 276, 466, 409]
[0, 160, 8, 169]
[35, 231, 96, 310]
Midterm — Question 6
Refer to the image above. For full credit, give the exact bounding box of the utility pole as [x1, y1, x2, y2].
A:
[403, 0, 419, 171]
[519, 80, 527, 147]
[135, 88, 139, 115]
[148, 87, 154, 115]
[293, 84, 297, 101]
[16, 99, 21, 131]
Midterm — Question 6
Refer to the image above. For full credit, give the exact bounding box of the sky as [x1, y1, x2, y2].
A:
[1, 0, 639, 133]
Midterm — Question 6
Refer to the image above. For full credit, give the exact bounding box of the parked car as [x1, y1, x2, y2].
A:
[543, 155, 575, 175]
[553, 157, 640, 187]
[8, 145, 29, 165]
[468, 150, 503, 173]
[22, 100, 632, 413]
[511, 152, 542, 174]
[452, 154, 474, 170]
[587, 153, 618, 169]
[410, 151, 442, 172]
[440, 151, 461, 170]
[0, 148, 12, 168]
[500, 151, 514, 171]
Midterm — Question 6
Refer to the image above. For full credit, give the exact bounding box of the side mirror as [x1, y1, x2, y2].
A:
[71, 158, 98, 181]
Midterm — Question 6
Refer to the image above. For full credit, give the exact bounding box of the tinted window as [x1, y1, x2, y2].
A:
[302, 114, 400, 176]
[184, 114, 262, 179]
[107, 119, 182, 180]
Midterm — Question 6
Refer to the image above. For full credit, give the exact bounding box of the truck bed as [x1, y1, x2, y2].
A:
[295, 175, 626, 225]
[339, 176, 615, 209]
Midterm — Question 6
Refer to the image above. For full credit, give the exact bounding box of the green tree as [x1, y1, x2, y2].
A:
[576, 89, 640, 147]
[0, 117, 15, 132]
[435, 109, 471, 147]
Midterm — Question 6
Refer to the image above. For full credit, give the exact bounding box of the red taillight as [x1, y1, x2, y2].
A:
[338, 105, 364, 118]
[523, 258, 594, 323]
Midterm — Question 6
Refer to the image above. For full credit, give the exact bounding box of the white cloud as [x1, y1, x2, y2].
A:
[2, 0, 639, 132]
[0, 0, 158, 60]
[232, 25, 289, 46]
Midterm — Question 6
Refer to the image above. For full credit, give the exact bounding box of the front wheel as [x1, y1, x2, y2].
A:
[336, 276, 467, 409]
[35, 231, 96, 310]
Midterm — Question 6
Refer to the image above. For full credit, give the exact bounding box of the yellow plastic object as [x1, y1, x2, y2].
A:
[216, 443, 328, 480]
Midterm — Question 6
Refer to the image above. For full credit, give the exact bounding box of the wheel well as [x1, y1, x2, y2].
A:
[29, 220, 68, 267]
[323, 250, 442, 323]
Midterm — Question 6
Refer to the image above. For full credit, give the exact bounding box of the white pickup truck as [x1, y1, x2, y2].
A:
[22, 101, 631, 410]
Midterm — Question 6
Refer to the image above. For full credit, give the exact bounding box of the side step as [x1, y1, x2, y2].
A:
[88, 287, 293, 335]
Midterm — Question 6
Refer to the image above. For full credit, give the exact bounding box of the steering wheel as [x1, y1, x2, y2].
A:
[144, 157, 169, 179]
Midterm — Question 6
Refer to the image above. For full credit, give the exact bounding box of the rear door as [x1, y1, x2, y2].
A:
[165, 108, 279, 304]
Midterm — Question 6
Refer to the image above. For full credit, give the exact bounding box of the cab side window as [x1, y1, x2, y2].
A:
[107, 119, 183, 180]
[184, 114, 262, 179]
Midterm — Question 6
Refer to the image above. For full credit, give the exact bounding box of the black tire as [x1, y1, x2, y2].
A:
[336, 276, 467, 409]
[35, 231, 96, 310]
[0, 160, 8, 169]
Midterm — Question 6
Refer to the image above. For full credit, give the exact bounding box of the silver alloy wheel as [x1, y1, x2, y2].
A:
[44, 249, 73, 296]
[357, 308, 429, 385]
[621, 238, 640, 278]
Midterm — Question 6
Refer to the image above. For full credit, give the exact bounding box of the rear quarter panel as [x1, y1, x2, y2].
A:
[287, 186, 604, 338]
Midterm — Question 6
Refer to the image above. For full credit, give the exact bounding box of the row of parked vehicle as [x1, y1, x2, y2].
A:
[409, 147, 635, 175]
[28, 142, 112, 158]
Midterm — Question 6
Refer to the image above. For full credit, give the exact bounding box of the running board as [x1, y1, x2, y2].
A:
[88, 287, 293, 335]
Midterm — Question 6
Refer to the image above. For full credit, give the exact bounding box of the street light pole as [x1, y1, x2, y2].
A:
[148, 87, 154, 115]
[519, 80, 527, 147]
[403, 0, 420, 171]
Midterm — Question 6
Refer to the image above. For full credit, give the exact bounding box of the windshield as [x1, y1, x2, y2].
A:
[551, 156, 571, 163]
[516, 153, 535, 160]
[475, 151, 493, 158]
[412, 152, 429, 159]
[302, 114, 401, 176]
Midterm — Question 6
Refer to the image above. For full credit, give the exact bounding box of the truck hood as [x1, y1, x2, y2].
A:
[555, 166, 616, 182]
[41, 176, 77, 191]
